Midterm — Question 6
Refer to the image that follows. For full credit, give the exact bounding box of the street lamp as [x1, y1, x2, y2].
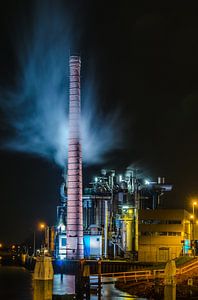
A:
[39, 223, 46, 230]
[190, 215, 195, 257]
[192, 202, 197, 256]
[193, 201, 197, 217]
[33, 231, 36, 257]
[32, 223, 46, 257]
[39, 222, 46, 253]
[39, 222, 50, 254]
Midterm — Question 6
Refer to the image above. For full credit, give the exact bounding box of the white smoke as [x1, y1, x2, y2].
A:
[0, 1, 122, 167]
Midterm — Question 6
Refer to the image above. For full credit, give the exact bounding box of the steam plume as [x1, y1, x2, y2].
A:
[0, 2, 121, 167]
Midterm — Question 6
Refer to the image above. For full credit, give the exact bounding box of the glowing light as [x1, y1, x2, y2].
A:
[184, 239, 190, 254]
[39, 223, 46, 230]
[145, 180, 150, 185]
[0, 243, 2, 248]
[59, 224, 65, 232]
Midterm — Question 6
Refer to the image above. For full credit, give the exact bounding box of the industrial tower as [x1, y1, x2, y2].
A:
[54, 57, 173, 261]
[66, 56, 84, 259]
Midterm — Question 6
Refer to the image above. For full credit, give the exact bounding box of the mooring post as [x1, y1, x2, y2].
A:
[82, 261, 90, 300]
[98, 258, 102, 299]
[74, 260, 83, 299]
[33, 254, 54, 280]
[164, 260, 176, 300]
[154, 270, 161, 296]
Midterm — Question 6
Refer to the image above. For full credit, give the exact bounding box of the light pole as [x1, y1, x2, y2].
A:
[192, 201, 197, 256]
[190, 215, 194, 256]
[33, 231, 36, 256]
[39, 223, 46, 253]
[39, 223, 50, 254]
[193, 201, 197, 219]
[45, 226, 50, 253]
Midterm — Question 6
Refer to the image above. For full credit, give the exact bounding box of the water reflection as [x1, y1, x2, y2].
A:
[33, 275, 75, 299]
[33, 274, 140, 300]
[53, 274, 75, 295]
[33, 280, 53, 300]
[0, 266, 145, 300]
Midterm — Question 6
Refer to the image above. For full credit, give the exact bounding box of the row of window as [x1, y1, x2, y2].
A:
[141, 231, 181, 236]
[141, 219, 181, 225]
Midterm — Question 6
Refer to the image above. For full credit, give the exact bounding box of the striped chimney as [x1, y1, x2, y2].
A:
[66, 55, 84, 259]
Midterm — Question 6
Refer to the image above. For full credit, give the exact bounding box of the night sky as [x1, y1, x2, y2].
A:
[0, 0, 198, 244]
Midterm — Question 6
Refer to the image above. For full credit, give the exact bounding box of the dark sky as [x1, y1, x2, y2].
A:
[0, 0, 198, 244]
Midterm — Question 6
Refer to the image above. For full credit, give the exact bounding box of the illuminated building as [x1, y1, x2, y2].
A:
[138, 209, 192, 262]
[54, 56, 176, 261]
[55, 166, 173, 260]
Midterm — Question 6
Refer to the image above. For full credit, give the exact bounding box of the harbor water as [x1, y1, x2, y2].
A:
[0, 265, 146, 299]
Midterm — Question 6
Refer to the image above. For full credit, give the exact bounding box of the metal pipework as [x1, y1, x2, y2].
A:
[66, 55, 84, 259]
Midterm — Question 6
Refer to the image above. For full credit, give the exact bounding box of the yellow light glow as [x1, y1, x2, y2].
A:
[12, 245, 15, 249]
[0, 243, 2, 248]
[193, 201, 197, 206]
[39, 223, 46, 230]
[190, 215, 194, 219]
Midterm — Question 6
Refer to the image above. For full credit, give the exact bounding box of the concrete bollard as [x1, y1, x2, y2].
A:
[33, 255, 54, 280]
[21, 253, 27, 265]
[164, 260, 176, 300]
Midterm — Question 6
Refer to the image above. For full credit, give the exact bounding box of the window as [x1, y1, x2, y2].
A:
[61, 238, 66, 247]
[141, 219, 181, 225]
[141, 231, 181, 236]
[167, 220, 181, 224]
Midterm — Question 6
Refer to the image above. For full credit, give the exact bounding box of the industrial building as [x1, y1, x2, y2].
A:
[138, 209, 192, 262]
[53, 55, 193, 263]
[54, 168, 174, 261]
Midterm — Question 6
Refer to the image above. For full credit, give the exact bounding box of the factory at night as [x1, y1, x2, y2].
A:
[44, 55, 194, 264]
[2, 2, 198, 299]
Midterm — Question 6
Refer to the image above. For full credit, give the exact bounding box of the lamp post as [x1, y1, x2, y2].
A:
[32, 223, 44, 256]
[39, 223, 46, 253]
[193, 201, 197, 219]
[39, 223, 50, 254]
[190, 215, 194, 256]
[192, 202, 197, 256]
[45, 226, 50, 253]
[33, 231, 36, 256]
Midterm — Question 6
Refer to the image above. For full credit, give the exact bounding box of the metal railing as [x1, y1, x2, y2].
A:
[90, 257, 198, 283]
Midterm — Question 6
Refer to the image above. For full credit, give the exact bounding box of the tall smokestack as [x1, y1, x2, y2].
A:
[66, 55, 84, 259]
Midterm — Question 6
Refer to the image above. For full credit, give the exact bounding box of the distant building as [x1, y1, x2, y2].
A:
[138, 209, 192, 262]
